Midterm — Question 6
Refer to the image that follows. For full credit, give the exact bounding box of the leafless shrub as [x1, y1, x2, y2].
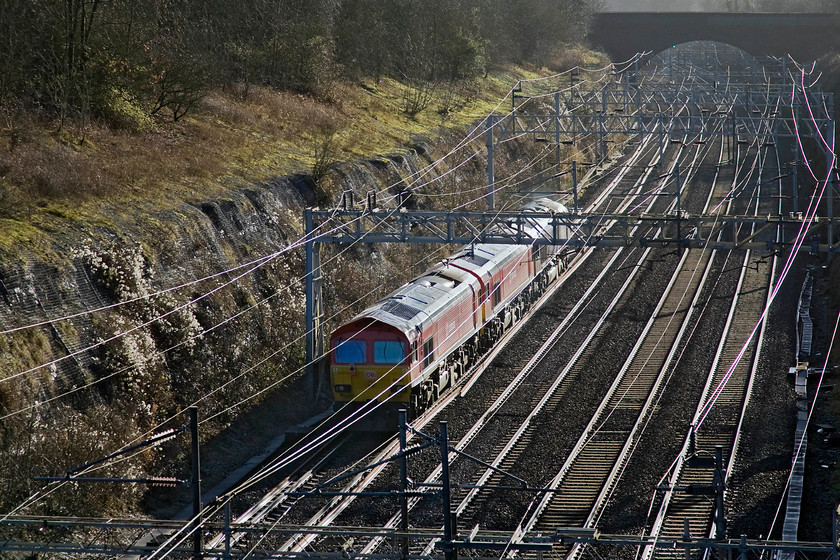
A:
[400, 79, 435, 117]
[312, 128, 340, 193]
[1, 101, 32, 153]
[150, 68, 206, 123]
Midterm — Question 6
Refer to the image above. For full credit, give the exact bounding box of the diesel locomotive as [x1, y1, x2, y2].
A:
[329, 198, 571, 428]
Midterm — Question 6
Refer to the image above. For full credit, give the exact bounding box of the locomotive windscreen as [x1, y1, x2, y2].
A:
[374, 340, 406, 364]
[333, 339, 366, 363]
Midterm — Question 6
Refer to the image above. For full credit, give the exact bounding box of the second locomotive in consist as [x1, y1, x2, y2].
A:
[330, 198, 571, 427]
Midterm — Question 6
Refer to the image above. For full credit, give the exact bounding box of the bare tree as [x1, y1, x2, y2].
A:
[61, 0, 103, 76]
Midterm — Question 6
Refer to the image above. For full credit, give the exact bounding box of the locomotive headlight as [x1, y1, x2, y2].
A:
[334, 384, 352, 393]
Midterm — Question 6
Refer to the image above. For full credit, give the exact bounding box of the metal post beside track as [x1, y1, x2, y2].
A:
[828, 119, 836, 262]
[555, 92, 562, 166]
[399, 410, 409, 560]
[440, 422, 455, 560]
[223, 502, 232, 560]
[304, 208, 323, 404]
[487, 116, 496, 211]
[191, 406, 203, 560]
[714, 445, 726, 541]
[675, 163, 682, 254]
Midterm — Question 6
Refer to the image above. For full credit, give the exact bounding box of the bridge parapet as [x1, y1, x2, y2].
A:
[589, 12, 838, 62]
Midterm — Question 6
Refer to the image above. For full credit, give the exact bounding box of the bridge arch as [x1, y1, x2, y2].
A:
[588, 12, 838, 63]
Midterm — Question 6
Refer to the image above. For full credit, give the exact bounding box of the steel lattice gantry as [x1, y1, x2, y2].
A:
[304, 58, 837, 398]
[2, 515, 839, 559]
[506, 81, 834, 153]
[308, 208, 840, 253]
[303, 206, 840, 391]
[485, 64, 833, 209]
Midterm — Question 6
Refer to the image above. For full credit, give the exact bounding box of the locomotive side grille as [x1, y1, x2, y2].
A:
[464, 255, 489, 266]
[381, 300, 422, 320]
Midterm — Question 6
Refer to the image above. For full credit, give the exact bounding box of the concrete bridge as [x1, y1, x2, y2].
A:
[588, 12, 838, 62]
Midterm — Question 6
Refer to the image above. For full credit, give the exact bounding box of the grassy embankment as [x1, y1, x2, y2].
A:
[0, 48, 609, 518]
[0, 51, 606, 264]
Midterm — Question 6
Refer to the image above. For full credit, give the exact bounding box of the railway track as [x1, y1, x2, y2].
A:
[579, 102, 788, 557]
[502, 126, 739, 560]
[417, 94, 778, 558]
[201, 131, 663, 554]
[264, 130, 691, 555]
[327, 133, 726, 557]
[642, 140, 781, 559]
[643, 246, 776, 560]
[234, 114, 724, 558]
[201, 46, 801, 560]
[529, 245, 715, 543]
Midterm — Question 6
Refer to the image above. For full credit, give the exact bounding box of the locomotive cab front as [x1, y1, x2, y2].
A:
[330, 319, 415, 412]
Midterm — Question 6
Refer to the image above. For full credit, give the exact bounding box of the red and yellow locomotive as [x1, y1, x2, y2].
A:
[330, 198, 570, 428]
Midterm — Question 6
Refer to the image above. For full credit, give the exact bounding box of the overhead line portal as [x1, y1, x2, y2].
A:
[307, 208, 840, 253]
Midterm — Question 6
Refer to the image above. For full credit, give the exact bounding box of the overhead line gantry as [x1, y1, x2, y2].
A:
[304, 57, 838, 389]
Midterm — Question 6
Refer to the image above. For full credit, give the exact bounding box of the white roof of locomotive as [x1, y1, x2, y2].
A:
[350, 197, 567, 341]
[359, 264, 477, 341]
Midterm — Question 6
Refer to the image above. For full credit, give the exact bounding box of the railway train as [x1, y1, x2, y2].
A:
[329, 197, 572, 428]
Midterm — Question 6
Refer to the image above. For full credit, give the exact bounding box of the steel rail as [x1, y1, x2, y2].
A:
[643, 129, 780, 560]
[282, 126, 672, 556]
[516, 135, 727, 558]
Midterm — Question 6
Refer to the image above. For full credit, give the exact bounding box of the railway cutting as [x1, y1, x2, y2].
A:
[4, 39, 840, 560]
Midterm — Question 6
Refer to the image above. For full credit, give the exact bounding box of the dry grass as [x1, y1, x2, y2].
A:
[0, 60, 593, 242]
[548, 45, 610, 72]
